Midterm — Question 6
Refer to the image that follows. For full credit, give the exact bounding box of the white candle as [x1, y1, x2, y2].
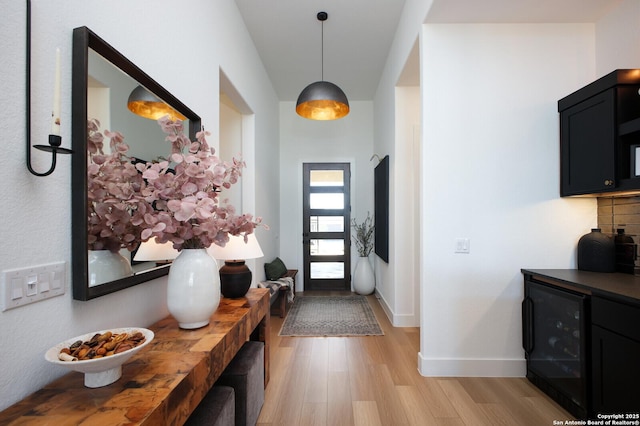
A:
[51, 47, 61, 135]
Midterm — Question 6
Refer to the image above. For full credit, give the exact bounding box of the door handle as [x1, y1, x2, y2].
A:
[522, 296, 534, 354]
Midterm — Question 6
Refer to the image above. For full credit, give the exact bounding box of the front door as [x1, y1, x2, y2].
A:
[302, 163, 351, 291]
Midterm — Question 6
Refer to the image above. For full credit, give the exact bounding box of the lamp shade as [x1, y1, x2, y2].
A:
[296, 81, 350, 120]
[127, 85, 187, 121]
[207, 233, 264, 261]
[133, 239, 179, 262]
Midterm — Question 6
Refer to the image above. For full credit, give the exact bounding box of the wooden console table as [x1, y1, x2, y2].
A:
[0, 288, 270, 425]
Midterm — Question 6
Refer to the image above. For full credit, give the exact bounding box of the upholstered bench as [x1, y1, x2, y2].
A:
[184, 386, 235, 426]
[216, 341, 264, 426]
[258, 269, 296, 318]
[258, 257, 297, 318]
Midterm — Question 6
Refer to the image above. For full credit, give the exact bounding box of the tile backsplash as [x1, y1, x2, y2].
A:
[597, 196, 640, 274]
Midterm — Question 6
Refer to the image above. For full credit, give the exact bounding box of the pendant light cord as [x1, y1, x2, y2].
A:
[317, 11, 328, 82]
[321, 18, 324, 81]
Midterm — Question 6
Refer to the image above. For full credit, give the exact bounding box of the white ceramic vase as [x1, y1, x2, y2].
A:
[353, 256, 375, 295]
[167, 248, 220, 329]
[88, 250, 133, 287]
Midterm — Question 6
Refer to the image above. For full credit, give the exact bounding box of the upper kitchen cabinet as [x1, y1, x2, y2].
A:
[559, 70, 640, 197]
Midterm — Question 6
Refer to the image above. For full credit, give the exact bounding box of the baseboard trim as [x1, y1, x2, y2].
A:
[374, 290, 418, 327]
[375, 290, 393, 322]
[417, 352, 526, 377]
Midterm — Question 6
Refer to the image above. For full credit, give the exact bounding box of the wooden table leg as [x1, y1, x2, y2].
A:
[280, 287, 287, 318]
[259, 310, 270, 386]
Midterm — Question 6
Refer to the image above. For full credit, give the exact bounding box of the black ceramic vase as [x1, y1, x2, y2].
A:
[577, 228, 615, 272]
[614, 228, 636, 274]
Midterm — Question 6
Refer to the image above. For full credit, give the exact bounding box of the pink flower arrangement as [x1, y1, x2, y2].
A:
[137, 117, 262, 250]
[87, 119, 153, 252]
[87, 116, 263, 253]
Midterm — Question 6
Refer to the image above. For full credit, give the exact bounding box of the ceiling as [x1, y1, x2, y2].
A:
[234, 0, 623, 102]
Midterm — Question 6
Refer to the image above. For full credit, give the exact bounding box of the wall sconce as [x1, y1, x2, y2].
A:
[127, 85, 187, 121]
[25, 0, 73, 177]
[208, 234, 264, 298]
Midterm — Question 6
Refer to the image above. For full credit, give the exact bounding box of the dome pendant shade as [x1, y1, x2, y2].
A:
[296, 81, 349, 120]
[296, 11, 349, 120]
[127, 85, 187, 121]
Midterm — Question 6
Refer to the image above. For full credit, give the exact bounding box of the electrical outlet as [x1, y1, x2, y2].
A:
[1, 262, 66, 311]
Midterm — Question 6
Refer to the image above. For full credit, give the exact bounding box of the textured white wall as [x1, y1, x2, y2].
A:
[0, 0, 279, 410]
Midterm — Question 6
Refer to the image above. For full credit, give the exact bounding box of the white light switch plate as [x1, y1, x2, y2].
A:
[455, 238, 470, 254]
[2, 262, 66, 311]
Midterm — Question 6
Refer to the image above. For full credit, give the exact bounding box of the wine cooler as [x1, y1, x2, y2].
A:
[522, 278, 589, 419]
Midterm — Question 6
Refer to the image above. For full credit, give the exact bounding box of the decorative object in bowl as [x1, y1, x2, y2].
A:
[44, 327, 154, 388]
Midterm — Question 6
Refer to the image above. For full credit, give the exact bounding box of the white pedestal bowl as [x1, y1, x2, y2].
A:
[44, 327, 154, 388]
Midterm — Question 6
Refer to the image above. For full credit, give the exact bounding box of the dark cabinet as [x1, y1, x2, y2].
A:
[591, 296, 640, 414]
[560, 89, 616, 195]
[522, 270, 640, 419]
[558, 69, 640, 196]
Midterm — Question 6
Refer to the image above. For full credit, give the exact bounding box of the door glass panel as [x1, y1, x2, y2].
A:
[527, 281, 586, 408]
[310, 216, 344, 232]
[310, 193, 344, 209]
[310, 262, 344, 279]
[310, 239, 345, 256]
[310, 170, 343, 186]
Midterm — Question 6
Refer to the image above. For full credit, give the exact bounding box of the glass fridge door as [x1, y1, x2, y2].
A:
[524, 280, 587, 410]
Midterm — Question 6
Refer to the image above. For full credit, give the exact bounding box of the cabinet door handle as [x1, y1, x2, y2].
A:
[522, 297, 534, 353]
[604, 179, 614, 186]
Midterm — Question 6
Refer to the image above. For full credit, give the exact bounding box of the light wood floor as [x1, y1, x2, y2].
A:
[257, 292, 574, 426]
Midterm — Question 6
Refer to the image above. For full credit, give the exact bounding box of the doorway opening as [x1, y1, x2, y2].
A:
[302, 163, 351, 291]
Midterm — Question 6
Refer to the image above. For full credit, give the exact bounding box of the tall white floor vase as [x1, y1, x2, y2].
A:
[353, 256, 375, 295]
[167, 248, 220, 329]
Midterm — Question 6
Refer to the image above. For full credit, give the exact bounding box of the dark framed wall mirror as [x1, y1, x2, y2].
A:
[72, 26, 201, 300]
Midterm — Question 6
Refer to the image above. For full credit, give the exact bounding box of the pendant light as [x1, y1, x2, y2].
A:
[296, 11, 349, 120]
[127, 85, 187, 121]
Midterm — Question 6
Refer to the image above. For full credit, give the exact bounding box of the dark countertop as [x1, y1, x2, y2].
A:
[521, 269, 640, 305]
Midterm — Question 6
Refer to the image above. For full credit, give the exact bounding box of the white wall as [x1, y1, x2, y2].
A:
[393, 87, 421, 326]
[0, 0, 279, 410]
[371, 0, 637, 378]
[595, 0, 640, 77]
[418, 23, 598, 376]
[372, 0, 433, 328]
[220, 94, 243, 212]
[375, 85, 421, 327]
[279, 101, 374, 290]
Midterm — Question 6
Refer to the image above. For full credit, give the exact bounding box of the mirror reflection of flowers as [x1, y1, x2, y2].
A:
[351, 212, 374, 257]
[138, 116, 263, 250]
[87, 118, 153, 252]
